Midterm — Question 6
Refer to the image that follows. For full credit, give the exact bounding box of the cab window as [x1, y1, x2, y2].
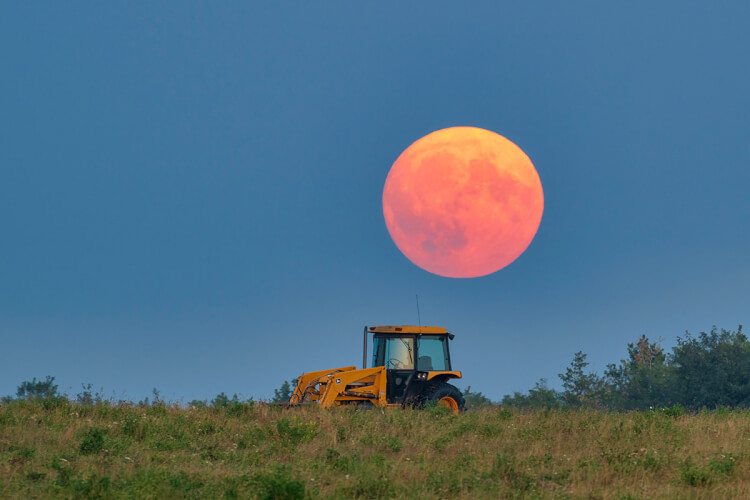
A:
[372, 337, 415, 369]
[417, 336, 449, 371]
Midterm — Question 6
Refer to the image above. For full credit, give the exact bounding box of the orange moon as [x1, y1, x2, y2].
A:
[382, 127, 544, 278]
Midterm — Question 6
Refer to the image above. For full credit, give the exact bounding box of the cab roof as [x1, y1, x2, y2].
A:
[368, 325, 449, 335]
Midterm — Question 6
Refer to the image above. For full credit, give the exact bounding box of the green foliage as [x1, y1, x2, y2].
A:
[680, 460, 714, 487]
[252, 467, 305, 500]
[490, 453, 534, 491]
[226, 399, 255, 417]
[503, 325, 749, 412]
[342, 474, 395, 499]
[70, 473, 111, 497]
[272, 378, 299, 403]
[709, 453, 738, 476]
[198, 421, 216, 435]
[16, 375, 58, 400]
[275, 417, 318, 446]
[462, 386, 494, 408]
[122, 413, 147, 440]
[559, 351, 607, 408]
[387, 436, 403, 452]
[76, 383, 95, 406]
[136, 388, 164, 407]
[672, 326, 750, 409]
[661, 403, 685, 417]
[10, 446, 36, 464]
[75, 383, 108, 406]
[501, 379, 562, 409]
[212, 392, 238, 407]
[79, 428, 105, 455]
[604, 335, 674, 410]
[167, 471, 204, 493]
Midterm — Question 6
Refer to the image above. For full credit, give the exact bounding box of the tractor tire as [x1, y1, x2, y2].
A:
[416, 382, 466, 414]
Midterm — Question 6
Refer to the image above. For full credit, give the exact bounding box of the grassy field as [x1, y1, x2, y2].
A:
[2, 400, 750, 499]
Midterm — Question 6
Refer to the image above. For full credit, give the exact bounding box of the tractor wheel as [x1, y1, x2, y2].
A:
[416, 382, 465, 414]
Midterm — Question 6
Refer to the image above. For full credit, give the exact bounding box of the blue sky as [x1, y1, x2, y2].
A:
[2, 2, 748, 402]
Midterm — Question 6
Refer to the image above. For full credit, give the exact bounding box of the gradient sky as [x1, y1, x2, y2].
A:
[2, 2, 748, 403]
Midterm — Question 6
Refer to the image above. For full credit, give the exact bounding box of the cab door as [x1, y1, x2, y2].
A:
[372, 335, 416, 403]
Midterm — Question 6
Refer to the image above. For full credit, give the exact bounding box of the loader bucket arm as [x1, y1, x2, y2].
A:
[318, 366, 387, 408]
[290, 366, 357, 404]
[289, 366, 388, 408]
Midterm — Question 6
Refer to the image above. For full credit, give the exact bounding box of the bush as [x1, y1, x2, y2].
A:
[275, 417, 318, 446]
[79, 428, 105, 455]
[681, 461, 713, 487]
[462, 386, 494, 409]
[16, 376, 59, 400]
[662, 403, 686, 417]
[252, 468, 305, 500]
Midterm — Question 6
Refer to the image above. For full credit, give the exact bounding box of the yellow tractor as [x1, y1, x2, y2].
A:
[289, 325, 465, 413]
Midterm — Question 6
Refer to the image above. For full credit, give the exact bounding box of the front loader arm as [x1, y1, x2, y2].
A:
[289, 366, 357, 404]
[318, 366, 387, 408]
[289, 366, 388, 408]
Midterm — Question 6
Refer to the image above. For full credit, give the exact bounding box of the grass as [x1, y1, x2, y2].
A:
[3, 400, 750, 498]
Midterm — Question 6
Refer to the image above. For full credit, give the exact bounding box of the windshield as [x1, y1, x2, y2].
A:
[372, 337, 415, 369]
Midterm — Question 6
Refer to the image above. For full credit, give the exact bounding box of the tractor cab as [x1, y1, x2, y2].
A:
[367, 326, 461, 405]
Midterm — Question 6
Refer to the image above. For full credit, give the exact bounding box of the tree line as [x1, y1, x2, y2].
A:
[2, 377, 249, 409]
[492, 325, 748, 411]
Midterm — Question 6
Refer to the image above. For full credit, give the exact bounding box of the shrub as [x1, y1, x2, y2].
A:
[252, 467, 305, 500]
[680, 461, 713, 487]
[387, 436, 403, 452]
[462, 386, 494, 409]
[275, 417, 318, 446]
[342, 474, 394, 499]
[662, 403, 686, 417]
[79, 428, 105, 455]
[168, 471, 204, 493]
[11, 446, 35, 463]
[198, 422, 216, 435]
[490, 453, 535, 491]
[122, 413, 147, 440]
[709, 454, 738, 476]
[76, 383, 95, 406]
[226, 400, 255, 417]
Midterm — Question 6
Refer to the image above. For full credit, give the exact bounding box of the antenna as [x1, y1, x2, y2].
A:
[416, 294, 422, 334]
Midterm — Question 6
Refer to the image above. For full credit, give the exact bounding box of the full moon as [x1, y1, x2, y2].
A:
[382, 127, 544, 278]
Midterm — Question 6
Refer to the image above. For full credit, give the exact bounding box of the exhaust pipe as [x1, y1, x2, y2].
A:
[363, 325, 368, 369]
